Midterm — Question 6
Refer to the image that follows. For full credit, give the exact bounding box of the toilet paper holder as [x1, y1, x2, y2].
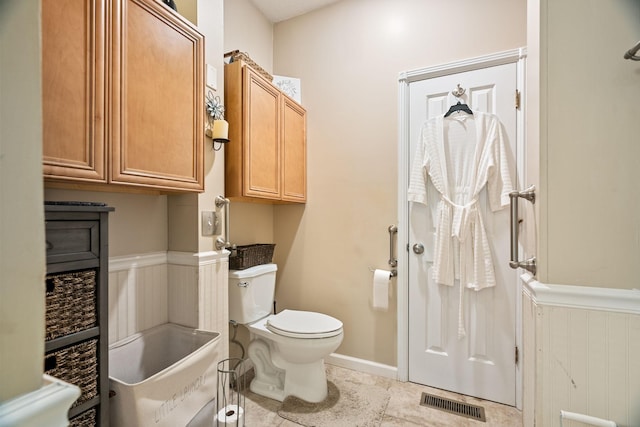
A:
[368, 266, 396, 278]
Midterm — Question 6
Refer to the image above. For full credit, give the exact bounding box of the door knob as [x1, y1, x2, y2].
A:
[413, 243, 424, 254]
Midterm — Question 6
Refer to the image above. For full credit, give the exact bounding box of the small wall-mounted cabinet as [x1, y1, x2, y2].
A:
[42, 0, 204, 193]
[224, 60, 307, 203]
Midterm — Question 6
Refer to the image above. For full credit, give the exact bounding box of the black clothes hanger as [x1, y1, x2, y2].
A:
[444, 101, 473, 117]
[163, 0, 177, 10]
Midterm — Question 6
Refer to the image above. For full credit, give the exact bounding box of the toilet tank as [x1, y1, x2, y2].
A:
[228, 263, 277, 324]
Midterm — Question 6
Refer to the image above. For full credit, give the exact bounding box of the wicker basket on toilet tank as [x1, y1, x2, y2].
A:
[229, 244, 275, 270]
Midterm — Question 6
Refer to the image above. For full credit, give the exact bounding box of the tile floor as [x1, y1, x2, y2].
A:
[240, 364, 523, 427]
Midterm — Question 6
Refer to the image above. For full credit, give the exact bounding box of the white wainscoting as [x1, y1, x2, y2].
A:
[109, 253, 168, 344]
[109, 251, 230, 358]
[167, 251, 230, 359]
[522, 274, 640, 427]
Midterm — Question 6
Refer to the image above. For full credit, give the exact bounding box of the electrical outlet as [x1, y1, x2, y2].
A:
[201, 211, 216, 236]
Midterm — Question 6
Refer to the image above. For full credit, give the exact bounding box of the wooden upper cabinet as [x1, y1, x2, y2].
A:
[42, 0, 107, 182]
[110, 0, 204, 191]
[42, 0, 205, 193]
[225, 61, 307, 203]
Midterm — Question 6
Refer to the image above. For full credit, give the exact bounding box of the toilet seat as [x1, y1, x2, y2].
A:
[266, 309, 343, 339]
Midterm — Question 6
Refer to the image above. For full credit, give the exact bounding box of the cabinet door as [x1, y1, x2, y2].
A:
[281, 96, 307, 202]
[42, 0, 107, 182]
[111, 0, 204, 191]
[243, 67, 281, 199]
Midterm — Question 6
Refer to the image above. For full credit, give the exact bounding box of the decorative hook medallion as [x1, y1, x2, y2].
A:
[451, 84, 466, 98]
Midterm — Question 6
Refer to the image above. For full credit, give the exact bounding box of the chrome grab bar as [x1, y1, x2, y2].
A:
[509, 186, 537, 276]
[388, 225, 398, 277]
[215, 195, 231, 250]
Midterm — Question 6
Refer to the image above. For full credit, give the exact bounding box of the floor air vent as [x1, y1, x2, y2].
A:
[420, 392, 486, 422]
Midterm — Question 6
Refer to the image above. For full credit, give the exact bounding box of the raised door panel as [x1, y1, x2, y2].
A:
[281, 96, 306, 203]
[243, 67, 281, 199]
[42, 0, 106, 182]
[111, 0, 204, 191]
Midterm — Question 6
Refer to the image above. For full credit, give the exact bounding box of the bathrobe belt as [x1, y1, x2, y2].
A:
[437, 195, 480, 339]
[441, 195, 477, 241]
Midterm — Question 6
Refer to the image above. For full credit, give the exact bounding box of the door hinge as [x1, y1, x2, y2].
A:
[515, 90, 521, 110]
[515, 346, 519, 364]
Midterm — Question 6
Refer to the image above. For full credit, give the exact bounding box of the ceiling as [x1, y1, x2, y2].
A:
[249, 0, 342, 23]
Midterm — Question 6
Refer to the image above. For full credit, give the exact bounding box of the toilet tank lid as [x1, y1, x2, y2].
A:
[229, 263, 277, 279]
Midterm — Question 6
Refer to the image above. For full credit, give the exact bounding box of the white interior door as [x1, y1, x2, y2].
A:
[407, 62, 519, 406]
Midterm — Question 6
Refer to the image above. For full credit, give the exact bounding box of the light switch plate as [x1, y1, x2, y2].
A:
[201, 211, 217, 236]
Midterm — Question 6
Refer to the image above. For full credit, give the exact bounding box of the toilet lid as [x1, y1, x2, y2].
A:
[266, 309, 343, 338]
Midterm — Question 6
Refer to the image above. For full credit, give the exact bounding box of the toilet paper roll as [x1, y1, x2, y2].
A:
[215, 405, 244, 426]
[372, 269, 391, 310]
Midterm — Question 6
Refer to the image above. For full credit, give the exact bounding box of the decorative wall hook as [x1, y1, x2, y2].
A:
[451, 83, 466, 97]
[624, 40, 640, 61]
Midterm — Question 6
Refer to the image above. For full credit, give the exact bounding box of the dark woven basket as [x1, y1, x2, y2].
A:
[45, 270, 97, 341]
[229, 244, 275, 270]
[69, 408, 96, 427]
[44, 339, 98, 409]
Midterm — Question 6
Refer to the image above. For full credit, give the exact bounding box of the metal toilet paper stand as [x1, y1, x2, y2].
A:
[216, 358, 246, 426]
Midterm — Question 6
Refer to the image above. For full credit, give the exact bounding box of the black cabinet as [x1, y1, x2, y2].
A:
[44, 202, 113, 426]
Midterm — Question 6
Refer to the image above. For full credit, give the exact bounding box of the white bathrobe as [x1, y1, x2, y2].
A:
[408, 111, 513, 337]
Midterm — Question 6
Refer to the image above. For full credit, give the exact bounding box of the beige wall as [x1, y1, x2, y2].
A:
[532, 0, 640, 288]
[524, 2, 639, 424]
[1, 0, 228, 403]
[223, 0, 526, 366]
[224, 0, 274, 74]
[3, 0, 633, 412]
[222, 0, 275, 359]
[44, 190, 169, 256]
[223, 0, 276, 247]
[274, 0, 526, 366]
[0, 0, 46, 401]
[195, 0, 227, 253]
[164, 0, 228, 255]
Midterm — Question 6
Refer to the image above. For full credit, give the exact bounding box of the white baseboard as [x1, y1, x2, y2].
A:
[325, 353, 398, 380]
[239, 353, 397, 382]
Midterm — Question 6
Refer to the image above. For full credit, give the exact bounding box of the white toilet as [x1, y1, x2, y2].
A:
[228, 263, 343, 403]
